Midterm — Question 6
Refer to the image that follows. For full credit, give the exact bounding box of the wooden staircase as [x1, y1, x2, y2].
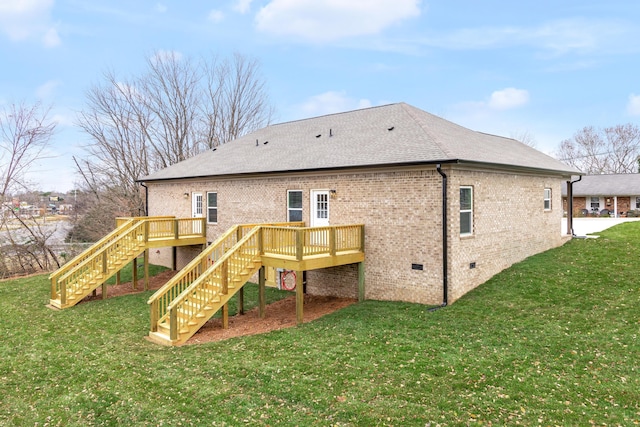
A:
[49, 219, 149, 309]
[49, 216, 207, 309]
[147, 226, 263, 346]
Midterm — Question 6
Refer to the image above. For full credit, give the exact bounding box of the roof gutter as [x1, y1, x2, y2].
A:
[431, 163, 448, 310]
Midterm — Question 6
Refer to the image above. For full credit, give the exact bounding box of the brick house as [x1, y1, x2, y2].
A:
[562, 173, 640, 217]
[139, 103, 579, 306]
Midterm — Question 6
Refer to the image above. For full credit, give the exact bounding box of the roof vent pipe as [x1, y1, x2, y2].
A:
[256, 139, 259, 147]
[330, 128, 333, 137]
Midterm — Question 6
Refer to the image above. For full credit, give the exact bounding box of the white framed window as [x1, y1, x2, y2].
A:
[287, 190, 303, 222]
[460, 186, 473, 236]
[635, 196, 640, 210]
[206, 192, 217, 223]
[543, 188, 552, 211]
[590, 196, 600, 213]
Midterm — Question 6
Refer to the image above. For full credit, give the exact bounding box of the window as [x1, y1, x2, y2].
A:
[543, 188, 552, 211]
[207, 192, 217, 223]
[590, 197, 600, 213]
[460, 186, 473, 236]
[287, 190, 302, 222]
[635, 197, 640, 210]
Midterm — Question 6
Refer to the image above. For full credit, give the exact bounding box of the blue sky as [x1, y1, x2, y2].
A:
[2, 0, 640, 192]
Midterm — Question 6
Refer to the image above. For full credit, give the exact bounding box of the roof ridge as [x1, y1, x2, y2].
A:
[398, 103, 457, 158]
[270, 102, 402, 128]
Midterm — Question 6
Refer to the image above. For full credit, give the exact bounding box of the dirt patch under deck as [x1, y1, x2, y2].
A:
[81, 271, 356, 344]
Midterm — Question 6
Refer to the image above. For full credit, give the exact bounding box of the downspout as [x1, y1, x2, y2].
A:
[435, 164, 448, 308]
[140, 182, 149, 216]
[567, 175, 582, 237]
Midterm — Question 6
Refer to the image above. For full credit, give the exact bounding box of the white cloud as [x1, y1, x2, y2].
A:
[36, 80, 62, 99]
[208, 9, 224, 23]
[627, 94, 640, 116]
[487, 88, 530, 110]
[233, 0, 253, 14]
[0, 0, 60, 47]
[421, 18, 636, 57]
[43, 27, 61, 47]
[297, 91, 373, 117]
[256, 0, 421, 43]
[155, 3, 168, 13]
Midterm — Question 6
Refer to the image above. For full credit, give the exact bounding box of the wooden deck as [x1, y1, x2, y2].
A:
[147, 223, 365, 346]
[48, 217, 365, 346]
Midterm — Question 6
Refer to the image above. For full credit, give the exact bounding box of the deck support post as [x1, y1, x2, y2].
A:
[258, 266, 266, 319]
[132, 256, 138, 290]
[296, 270, 304, 325]
[358, 261, 365, 302]
[144, 249, 149, 290]
[238, 287, 245, 315]
[222, 304, 229, 329]
[116, 271, 121, 286]
[172, 247, 177, 271]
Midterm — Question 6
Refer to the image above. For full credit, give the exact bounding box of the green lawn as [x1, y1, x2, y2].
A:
[1, 224, 639, 426]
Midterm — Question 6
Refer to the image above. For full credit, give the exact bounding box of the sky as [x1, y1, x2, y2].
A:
[1, 0, 640, 193]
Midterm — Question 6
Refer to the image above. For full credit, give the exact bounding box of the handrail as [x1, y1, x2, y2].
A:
[147, 221, 304, 332]
[166, 227, 262, 340]
[52, 220, 148, 303]
[49, 218, 136, 282]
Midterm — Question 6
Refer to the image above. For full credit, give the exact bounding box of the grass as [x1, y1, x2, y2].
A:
[1, 224, 639, 426]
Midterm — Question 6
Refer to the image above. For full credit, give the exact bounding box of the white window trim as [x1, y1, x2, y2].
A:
[460, 186, 473, 237]
[287, 190, 303, 222]
[206, 191, 217, 224]
[544, 188, 552, 211]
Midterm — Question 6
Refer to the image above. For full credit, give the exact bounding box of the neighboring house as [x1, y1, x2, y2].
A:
[139, 103, 580, 306]
[562, 174, 640, 217]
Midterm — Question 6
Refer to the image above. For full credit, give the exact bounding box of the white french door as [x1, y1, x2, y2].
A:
[191, 192, 203, 234]
[311, 190, 330, 227]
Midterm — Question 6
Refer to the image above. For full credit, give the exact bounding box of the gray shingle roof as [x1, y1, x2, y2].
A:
[561, 174, 640, 196]
[140, 103, 579, 182]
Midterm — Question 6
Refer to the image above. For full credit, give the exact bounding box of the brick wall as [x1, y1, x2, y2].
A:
[146, 165, 568, 305]
[446, 168, 567, 302]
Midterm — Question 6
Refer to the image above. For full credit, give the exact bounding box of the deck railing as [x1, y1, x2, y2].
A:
[147, 221, 303, 332]
[49, 218, 136, 286]
[262, 225, 365, 260]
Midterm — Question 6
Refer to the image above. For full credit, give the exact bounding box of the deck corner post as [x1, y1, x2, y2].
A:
[295, 270, 304, 325]
[358, 261, 365, 302]
[258, 266, 266, 318]
[359, 225, 365, 252]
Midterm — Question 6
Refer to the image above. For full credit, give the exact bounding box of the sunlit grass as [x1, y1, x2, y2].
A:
[1, 224, 639, 425]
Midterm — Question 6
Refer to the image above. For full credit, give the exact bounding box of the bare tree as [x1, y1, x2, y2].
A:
[0, 102, 55, 197]
[510, 130, 537, 148]
[202, 53, 275, 147]
[556, 124, 640, 174]
[74, 51, 274, 231]
[0, 102, 60, 277]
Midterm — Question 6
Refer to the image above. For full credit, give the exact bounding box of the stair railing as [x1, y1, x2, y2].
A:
[165, 227, 262, 341]
[52, 220, 148, 305]
[49, 218, 137, 288]
[148, 221, 303, 332]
